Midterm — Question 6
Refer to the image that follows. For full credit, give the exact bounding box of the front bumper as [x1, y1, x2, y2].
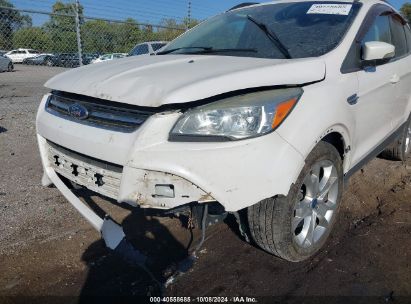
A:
[37, 93, 305, 217]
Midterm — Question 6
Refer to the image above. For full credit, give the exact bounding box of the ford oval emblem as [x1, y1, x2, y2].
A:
[68, 103, 89, 120]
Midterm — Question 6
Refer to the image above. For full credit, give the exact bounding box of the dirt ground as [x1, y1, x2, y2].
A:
[0, 65, 410, 302]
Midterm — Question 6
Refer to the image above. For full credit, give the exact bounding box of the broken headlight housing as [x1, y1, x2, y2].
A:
[169, 88, 303, 141]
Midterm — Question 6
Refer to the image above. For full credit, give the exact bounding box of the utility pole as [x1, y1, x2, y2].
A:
[74, 0, 83, 66]
[186, 1, 191, 31]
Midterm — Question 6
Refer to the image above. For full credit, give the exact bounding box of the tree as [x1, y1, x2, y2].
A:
[81, 18, 143, 53]
[0, 0, 32, 50]
[13, 27, 51, 51]
[157, 18, 197, 42]
[401, 3, 411, 23]
[43, 1, 83, 53]
[111, 18, 143, 52]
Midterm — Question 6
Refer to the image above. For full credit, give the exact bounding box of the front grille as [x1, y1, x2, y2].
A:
[46, 91, 157, 132]
[47, 141, 123, 200]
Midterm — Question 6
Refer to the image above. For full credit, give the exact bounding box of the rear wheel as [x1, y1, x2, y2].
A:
[247, 141, 343, 262]
[7, 62, 13, 72]
[380, 116, 411, 161]
[45, 60, 53, 67]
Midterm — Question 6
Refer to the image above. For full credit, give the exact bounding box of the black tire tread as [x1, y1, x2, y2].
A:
[247, 141, 343, 262]
[380, 141, 403, 161]
[381, 116, 411, 161]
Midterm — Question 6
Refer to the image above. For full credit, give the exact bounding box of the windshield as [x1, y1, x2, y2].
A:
[161, 1, 361, 59]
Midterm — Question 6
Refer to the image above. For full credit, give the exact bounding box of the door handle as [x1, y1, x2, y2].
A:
[390, 74, 400, 84]
[347, 94, 359, 105]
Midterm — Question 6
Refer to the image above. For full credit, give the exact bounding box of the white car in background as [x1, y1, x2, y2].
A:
[0, 54, 13, 72]
[5, 48, 40, 63]
[91, 53, 127, 64]
[37, 0, 411, 262]
[128, 41, 168, 56]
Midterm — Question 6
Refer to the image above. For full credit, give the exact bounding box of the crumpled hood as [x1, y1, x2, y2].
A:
[45, 54, 326, 107]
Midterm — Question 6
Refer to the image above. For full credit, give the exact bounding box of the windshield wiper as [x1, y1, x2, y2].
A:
[191, 48, 258, 54]
[157, 46, 212, 55]
[246, 15, 292, 59]
[158, 47, 257, 56]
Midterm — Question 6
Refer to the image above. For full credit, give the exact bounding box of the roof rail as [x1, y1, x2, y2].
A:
[228, 2, 259, 11]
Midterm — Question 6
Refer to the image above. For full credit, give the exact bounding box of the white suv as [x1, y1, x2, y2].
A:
[36, 0, 411, 262]
[6, 48, 40, 63]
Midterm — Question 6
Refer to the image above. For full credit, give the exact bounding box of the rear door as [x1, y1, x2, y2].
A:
[351, 12, 398, 164]
[389, 15, 411, 128]
[18, 50, 28, 62]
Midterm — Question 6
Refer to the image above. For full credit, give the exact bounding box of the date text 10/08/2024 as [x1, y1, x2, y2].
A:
[149, 297, 258, 303]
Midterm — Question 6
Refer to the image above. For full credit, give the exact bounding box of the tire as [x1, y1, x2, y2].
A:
[380, 116, 411, 161]
[45, 60, 53, 67]
[247, 141, 343, 262]
[7, 62, 13, 72]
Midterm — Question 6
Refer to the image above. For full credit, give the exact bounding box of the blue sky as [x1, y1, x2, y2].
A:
[9, 0, 410, 26]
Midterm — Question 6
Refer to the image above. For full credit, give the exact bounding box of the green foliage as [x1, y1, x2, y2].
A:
[80, 17, 189, 54]
[81, 19, 143, 53]
[13, 27, 52, 51]
[0, 0, 32, 50]
[2, 0, 192, 54]
[401, 3, 411, 23]
[42, 1, 80, 52]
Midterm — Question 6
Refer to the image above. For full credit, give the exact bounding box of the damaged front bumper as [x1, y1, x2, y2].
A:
[39, 135, 215, 211]
[36, 93, 305, 235]
[38, 134, 213, 252]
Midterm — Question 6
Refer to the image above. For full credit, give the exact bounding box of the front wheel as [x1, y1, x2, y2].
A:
[7, 62, 13, 72]
[247, 141, 343, 262]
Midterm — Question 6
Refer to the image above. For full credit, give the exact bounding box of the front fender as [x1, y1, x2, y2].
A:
[276, 80, 355, 173]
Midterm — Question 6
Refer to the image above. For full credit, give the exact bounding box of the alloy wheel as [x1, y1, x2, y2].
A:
[292, 160, 339, 249]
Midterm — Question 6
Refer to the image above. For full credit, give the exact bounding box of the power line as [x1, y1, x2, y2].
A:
[9, 0, 224, 25]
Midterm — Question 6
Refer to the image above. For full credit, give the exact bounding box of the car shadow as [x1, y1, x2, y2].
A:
[75, 190, 195, 299]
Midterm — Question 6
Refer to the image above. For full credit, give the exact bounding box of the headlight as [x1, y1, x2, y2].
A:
[169, 88, 303, 141]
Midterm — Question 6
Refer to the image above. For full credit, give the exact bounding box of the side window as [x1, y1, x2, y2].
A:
[152, 43, 166, 51]
[403, 25, 411, 53]
[390, 15, 407, 58]
[130, 44, 149, 56]
[362, 15, 392, 44]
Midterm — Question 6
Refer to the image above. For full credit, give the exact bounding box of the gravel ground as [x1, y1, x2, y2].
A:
[0, 65, 410, 302]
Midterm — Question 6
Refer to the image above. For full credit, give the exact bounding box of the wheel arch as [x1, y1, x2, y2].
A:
[311, 125, 352, 174]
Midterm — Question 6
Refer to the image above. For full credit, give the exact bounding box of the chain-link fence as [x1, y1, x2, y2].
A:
[0, 5, 186, 69]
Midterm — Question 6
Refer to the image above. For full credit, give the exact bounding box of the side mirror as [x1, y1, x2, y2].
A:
[362, 41, 395, 61]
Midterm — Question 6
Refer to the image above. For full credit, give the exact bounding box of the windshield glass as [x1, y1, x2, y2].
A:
[161, 1, 361, 59]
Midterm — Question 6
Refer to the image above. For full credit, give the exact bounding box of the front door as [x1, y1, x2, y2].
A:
[351, 13, 398, 165]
